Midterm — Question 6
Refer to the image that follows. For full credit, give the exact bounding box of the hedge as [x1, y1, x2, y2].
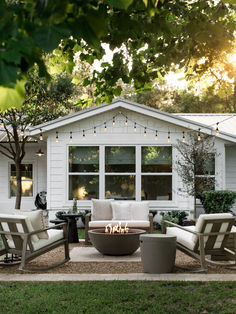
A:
[200, 190, 236, 214]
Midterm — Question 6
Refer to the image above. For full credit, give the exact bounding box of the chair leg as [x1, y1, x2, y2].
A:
[64, 239, 70, 260]
[199, 235, 207, 271]
[19, 237, 28, 271]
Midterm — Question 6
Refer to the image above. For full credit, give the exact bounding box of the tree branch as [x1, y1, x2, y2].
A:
[0, 147, 14, 160]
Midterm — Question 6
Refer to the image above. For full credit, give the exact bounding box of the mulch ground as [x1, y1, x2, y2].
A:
[0, 242, 236, 274]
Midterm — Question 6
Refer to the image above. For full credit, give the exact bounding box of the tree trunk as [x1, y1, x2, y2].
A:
[234, 78, 236, 112]
[194, 194, 197, 219]
[15, 160, 22, 209]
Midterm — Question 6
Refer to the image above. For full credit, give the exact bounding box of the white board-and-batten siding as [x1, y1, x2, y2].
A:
[0, 143, 47, 213]
[45, 108, 227, 215]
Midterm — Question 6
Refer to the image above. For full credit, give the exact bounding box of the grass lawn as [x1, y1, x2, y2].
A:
[0, 281, 236, 313]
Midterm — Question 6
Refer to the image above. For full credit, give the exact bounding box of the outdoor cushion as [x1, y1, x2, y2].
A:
[89, 220, 150, 228]
[7, 229, 64, 251]
[91, 199, 114, 221]
[130, 202, 149, 220]
[167, 226, 195, 250]
[112, 203, 132, 220]
[14, 209, 48, 239]
[1, 213, 39, 243]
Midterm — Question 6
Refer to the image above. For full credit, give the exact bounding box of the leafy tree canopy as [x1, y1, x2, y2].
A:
[0, 0, 235, 110]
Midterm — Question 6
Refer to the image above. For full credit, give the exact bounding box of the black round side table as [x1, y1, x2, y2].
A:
[62, 213, 82, 243]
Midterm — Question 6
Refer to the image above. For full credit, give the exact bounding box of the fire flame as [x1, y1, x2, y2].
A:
[105, 222, 129, 234]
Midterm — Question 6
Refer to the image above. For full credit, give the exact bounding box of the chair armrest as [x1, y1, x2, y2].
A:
[85, 213, 91, 224]
[27, 222, 68, 236]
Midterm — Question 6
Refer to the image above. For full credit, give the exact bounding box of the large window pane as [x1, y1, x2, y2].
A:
[142, 147, 172, 172]
[196, 156, 215, 175]
[69, 147, 99, 172]
[142, 175, 172, 200]
[105, 146, 135, 172]
[10, 164, 33, 180]
[105, 175, 135, 200]
[10, 181, 33, 197]
[69, 175, 99, 200]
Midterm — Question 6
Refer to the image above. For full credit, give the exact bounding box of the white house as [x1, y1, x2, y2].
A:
[1, 98, 236, 217]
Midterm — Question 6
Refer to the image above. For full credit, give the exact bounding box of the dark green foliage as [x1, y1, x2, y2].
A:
[55, 211, 67, 220]
[199, 190, 236, 214]
[160, 210, 189, 226]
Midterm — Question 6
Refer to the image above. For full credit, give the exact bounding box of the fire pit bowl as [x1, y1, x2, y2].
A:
[88, 229, 146, 256]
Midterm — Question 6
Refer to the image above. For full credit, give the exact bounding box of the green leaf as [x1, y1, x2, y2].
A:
[106, 0, 134, 9]
[222, 0, 236, 4]
[35, 24, 71, 52]
[0, 62, 18, 85]
[86, 10, 108, 39]
[0, 80, 25, 112]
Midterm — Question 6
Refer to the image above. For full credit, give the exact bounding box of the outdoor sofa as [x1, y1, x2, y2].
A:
[85, 199, 153, 244]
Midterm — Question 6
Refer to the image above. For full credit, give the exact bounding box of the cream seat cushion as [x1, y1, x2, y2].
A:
[91, 199, 114, 221]
[89, 220, 150, 228]
[14, 210, 48, 239]
[8, 229, 64, 251]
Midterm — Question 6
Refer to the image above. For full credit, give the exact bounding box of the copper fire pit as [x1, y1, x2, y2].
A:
[88, 229, 146, 256]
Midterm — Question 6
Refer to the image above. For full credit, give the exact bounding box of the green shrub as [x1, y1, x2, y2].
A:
[199, 190, 236, 214]
[160, 210, 189, 226]
[55, 211, 67, 220]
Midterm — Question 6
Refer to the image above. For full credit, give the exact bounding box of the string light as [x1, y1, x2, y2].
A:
[125, 117, 128, 126]
[144, 127, 147, 136]
[168, 131, 171, 143]
[216, 123, 219, 135]
[82, 130, 86, 140]
[182, 131, 186, 143]
[39, 129, 43, 141]
[198, 128, 201, 141]
[155, 130, 158, 141]
[112, 117, 115, 126]
[1, 120, 4, 128]
[93, 127, 96, 136]
[70, 131, 72, 142]
[134, 122, 137, 132]
[56, 131, 59, 142]
[104, 122, 107, 131]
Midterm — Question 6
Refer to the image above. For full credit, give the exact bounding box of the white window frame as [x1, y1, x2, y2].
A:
[67, 144, 173, 202]
[9, 162, 34, 199]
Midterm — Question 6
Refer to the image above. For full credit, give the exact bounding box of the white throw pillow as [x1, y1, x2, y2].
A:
[14, 210, 48, 239]
[12, 214, 39, 243]
[91, 199, 114, 221]
[112, 203, 132, 220]
[130, 202, 149, 221]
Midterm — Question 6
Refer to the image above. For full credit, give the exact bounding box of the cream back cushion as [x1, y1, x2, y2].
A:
[14, 210, 48, 239]
[112, 203, 132, 220]
[130, 202, 149, 220]
[91, 199, 114, 221]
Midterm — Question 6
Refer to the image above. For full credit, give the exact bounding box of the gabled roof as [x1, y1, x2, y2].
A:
[28, 98, 236, 143]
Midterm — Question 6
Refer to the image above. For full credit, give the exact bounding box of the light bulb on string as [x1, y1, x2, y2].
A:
[134, 122, 136, 132]
[56, 131, 59, 142]
[168, 131, 171, 143]
[93, 127, 96, 136]
[198, 128, 201, 141]
[104, 122, 107, 131]
[216, 123, 219, 135]
[182, 131, 186, 143]
[125, 117, 128, 126]
[155, 130, 158, 141]
[70, 131, 72, 143]
[1, 120, 4, 128]
[82, 130, 86, 140]
[144, 127, 147, 136]
[39, 129, 43, 141]
[112, 117, 115, 126]
[20, 127, 24, 136]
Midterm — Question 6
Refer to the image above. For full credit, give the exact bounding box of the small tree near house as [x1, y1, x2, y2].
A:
[175, 133, 216, 219]
[0, 71, 77, 209]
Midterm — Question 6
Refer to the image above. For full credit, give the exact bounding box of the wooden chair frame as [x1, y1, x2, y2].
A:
[0, 216, 70, 272]
[163, 218, 236, 272]
[85, 213, 154, 245]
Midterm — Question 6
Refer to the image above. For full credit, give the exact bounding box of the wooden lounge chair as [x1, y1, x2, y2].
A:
[162, 213, 236, 272]
[0, 214, 70, 272]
